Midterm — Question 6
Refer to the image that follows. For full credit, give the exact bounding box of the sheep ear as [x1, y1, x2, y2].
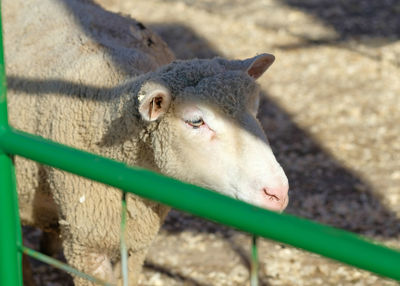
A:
[138, 83, 171, 121]
[243, 53, 275, 79]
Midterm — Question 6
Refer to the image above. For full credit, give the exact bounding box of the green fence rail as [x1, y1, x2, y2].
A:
[0, 3, 23, 284]
[1, 4, 400, 285]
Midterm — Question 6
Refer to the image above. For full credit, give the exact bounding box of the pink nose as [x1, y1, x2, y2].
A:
[262, 185, 289, 212]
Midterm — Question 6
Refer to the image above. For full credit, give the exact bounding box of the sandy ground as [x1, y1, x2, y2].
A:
[24, 0, 400, 285]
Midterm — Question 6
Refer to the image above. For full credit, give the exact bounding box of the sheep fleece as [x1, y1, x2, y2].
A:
[4, 0, 176, 283]
[4, 0, 260, 284]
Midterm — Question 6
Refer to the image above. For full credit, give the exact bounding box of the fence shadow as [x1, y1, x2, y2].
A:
[143, 262, 212, 286]
[13, 2, 400, 285]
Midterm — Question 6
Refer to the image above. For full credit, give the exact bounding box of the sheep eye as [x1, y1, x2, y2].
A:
[186, 118, 204, 129]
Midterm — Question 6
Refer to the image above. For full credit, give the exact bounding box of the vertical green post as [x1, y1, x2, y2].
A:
[250, 236, 259, 286]
[120, 192, 129, 286]
[0, 2, 23, 286]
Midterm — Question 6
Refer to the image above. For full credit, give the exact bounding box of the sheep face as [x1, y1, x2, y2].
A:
[164, 100, 288, 212]
[139, 54, 289, 212]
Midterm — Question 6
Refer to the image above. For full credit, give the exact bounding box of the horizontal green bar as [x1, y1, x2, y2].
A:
[21, 246, 113, 286]
[1, 127, 400, 281]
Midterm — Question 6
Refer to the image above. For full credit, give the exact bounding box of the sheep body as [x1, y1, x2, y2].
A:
[5, 0, 175, 284]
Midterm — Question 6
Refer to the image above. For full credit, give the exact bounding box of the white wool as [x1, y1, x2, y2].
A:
[5, 0, 288, 285]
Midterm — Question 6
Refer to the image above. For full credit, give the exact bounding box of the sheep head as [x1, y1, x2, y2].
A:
[137, 54, 289, 212]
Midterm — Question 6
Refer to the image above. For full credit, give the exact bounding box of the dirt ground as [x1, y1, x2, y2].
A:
[25, 0, 400, 285]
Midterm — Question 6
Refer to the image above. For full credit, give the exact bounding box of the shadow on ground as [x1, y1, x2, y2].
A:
[274, 0, 400, 54]
[14, 2, 400, 285]
[283, 0, 400, 41]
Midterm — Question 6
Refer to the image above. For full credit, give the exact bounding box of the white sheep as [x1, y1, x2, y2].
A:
[4, 0, 289, 285]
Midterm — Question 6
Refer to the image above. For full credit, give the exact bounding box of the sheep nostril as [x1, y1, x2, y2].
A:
[263, 188, 280, 201]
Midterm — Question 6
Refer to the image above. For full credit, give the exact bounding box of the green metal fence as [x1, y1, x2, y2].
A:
[1, 4, 400, 285]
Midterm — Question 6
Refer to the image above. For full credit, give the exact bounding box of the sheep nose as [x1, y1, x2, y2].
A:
[262, 185, 289, 212]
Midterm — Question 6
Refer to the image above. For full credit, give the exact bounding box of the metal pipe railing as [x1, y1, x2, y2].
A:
[1, 127, 400, 281]
[0, 3, 23, 285]
[1, 3, 400, 284]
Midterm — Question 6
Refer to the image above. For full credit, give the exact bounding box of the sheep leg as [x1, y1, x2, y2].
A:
[22, 253, 36, 286]
[114, 248, 147, 286]
[62, 241, 115, 286]
[39, 230, 62, 256]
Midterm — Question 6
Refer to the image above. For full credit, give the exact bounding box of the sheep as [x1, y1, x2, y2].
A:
[4, 0, 289, 285]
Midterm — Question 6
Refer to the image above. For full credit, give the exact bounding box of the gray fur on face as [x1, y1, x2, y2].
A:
[137, 58, 259, 118]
